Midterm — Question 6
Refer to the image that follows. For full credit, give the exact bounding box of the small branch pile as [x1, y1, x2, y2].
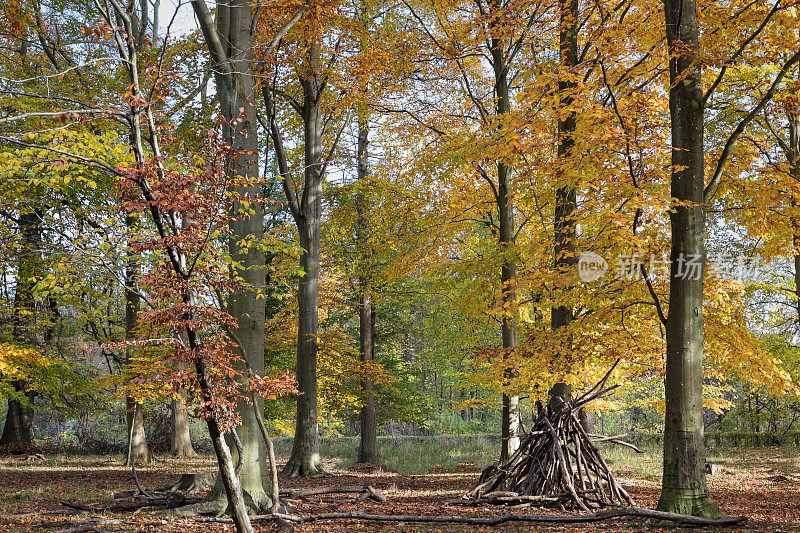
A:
[464, 366, 636, 511]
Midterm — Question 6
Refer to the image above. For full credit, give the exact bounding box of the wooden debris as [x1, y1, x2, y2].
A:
[61, 492, 201, 513]
[195, 507, 748, 527]
[463, 362, 637, 510]
[36, 518, 121, 532]
[280, 485, 387, 503]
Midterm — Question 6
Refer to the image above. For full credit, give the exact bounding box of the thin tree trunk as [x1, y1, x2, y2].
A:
[187, 324, 254, 532]
[124, 213, 150, 465]
[656, 0, 722, 517]
[789, 96, 800, 333]
[171, 393, 198, 457]
[356, 104, 379, 464]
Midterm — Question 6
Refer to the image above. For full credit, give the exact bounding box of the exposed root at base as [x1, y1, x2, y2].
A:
[281, 458, 327, 478]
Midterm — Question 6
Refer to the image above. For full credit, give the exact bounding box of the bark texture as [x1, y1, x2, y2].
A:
[789, 87, 800, 332]
[656, 0, 723, 517]
[549, 0, 579, 421]
[1, 210, 43, 452]
[171, 394, 198, 457]
[125, 397, 150, 464]
[283, 31, 325, 478]
[489, 0, 520, 463]
[0, 381, 35, 450]
[188, 0, 272, 513]
[356, 110, 379, 465]
[124, 213, 150, 465]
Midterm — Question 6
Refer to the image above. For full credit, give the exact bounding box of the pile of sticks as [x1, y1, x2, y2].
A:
[463, 365, 636, 511]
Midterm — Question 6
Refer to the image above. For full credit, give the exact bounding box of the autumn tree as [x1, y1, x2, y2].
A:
[548, 0, 578, 418]
[185, 0, 308, 504]
[261, 0, 356, 476]
[0, 210, 43, 451]
[657, 0, 800, 517]
[397, 0, 564, 461]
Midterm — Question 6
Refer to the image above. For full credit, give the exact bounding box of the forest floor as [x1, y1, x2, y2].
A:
[0, 442, 798, 532]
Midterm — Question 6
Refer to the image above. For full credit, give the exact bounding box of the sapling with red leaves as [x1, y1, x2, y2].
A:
[87, 1, 296, 531]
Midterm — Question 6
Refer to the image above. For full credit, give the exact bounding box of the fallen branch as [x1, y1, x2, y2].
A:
[61, 493, 200, 513]
[60, 501, 98, 513]
[591, 437, 644, 454]
[8, 509, 80, 518]
[158, 472, 217, 495]
[280, 485, 386, 502]
[53, 526, 112, 533]
[195, 507, 747, 527]
[36, 518, 121, 532]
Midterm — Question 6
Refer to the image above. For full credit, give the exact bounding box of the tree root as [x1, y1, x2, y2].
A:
[158, 472, 218, 495]
[195, 507, 747, 527]
[175, 484, 277, 517]
[281, 453, 326, 478]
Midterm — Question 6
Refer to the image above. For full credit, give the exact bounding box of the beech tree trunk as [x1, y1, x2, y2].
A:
[358, 294, 379, 463]
[125, 397, 150, 464]
[283, 33, 326, 478]
[489, 0, 520, 463]
[124, 213, 150, 465]
[190, 0, 272, 512]
[356, 108, 379, 465]
[549, 0, 579, 418]
[0, 381, 34, 450]
[1, 210, 43, 452]
[171, 394, 198, 457]
[656, 0, 722, 517]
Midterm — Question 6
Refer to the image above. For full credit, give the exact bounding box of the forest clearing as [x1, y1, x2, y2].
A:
[2, 442, 800, 532]
[3, 0, 800, 528]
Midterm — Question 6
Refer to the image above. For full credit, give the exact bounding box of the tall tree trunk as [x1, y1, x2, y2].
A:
[189, 0, 271, 511]
[489, 0, 520, 464]
[356, 108, 379, 465]
[656, 0, 722, 517]
[171, 393, 198, 457]
[549, 0, 579, 418]
[1, 210, 43, 452]
[283, 36, 325, 477]
[789, 92, 800, 332]
[124, 213, 150, 465]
